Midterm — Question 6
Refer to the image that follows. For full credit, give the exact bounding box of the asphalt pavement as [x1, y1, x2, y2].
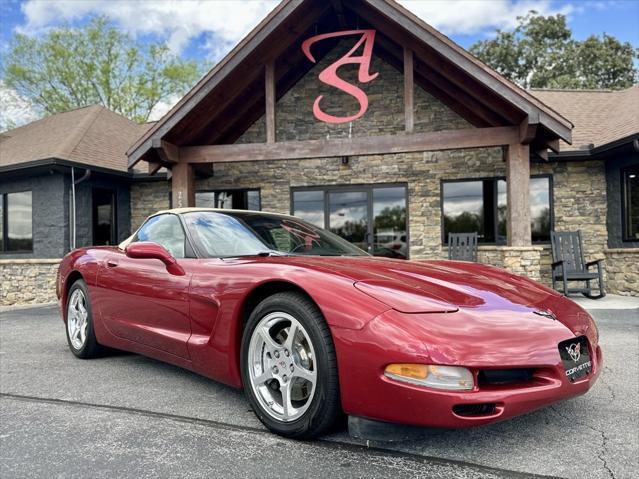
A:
[0, 304, 637, 478]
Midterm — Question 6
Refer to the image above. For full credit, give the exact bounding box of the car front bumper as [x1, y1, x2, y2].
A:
[333, 309, 602, 429]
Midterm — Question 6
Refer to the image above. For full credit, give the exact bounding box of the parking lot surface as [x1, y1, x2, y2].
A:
[1, 304, 637, 478]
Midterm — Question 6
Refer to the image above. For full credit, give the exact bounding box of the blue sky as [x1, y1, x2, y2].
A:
[1, 0, 637, 63]
[0, 0, 637, 128]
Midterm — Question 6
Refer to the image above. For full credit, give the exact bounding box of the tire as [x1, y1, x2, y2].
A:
[65, 279, 103, 359]
[240, 291, 341, 438]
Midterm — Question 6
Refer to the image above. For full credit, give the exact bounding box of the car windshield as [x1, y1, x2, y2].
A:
[183, 211, 368, 258]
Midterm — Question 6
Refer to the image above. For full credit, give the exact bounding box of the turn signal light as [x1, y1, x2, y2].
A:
[384, 364, 474, 390]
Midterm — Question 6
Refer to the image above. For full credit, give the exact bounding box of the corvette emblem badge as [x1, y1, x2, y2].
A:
[565, 343, 581, 362]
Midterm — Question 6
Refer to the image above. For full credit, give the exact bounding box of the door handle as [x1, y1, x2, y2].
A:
[106, 259, 119, 268]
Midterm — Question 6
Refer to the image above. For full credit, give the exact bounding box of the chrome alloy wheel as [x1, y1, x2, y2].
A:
[67, 288, 89, 350]
[248, 311, 317, 422]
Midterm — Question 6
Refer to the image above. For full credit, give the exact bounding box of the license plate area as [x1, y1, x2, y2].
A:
[558, 336, 592, 382]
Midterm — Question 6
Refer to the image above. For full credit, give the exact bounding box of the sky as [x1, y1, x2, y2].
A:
[1, 0, 638, 128]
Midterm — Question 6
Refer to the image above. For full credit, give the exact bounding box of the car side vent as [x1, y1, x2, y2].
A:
[453, 403, 496, 417]
[477, 368, 534, 386]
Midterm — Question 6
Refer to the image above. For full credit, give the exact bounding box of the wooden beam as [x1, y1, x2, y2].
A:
[152, 139, 179, 164]
[519, 117, 538, 144]
[181, 126, 519, 164]
[265, 60, 276, 144]
[171, 162, 195, 208]
[403, 47, 414, 133]
[148, 161, 163, 175]
[506, 143, 532, 246]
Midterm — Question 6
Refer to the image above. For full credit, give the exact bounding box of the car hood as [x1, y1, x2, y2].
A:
[281, 256, 591, 334]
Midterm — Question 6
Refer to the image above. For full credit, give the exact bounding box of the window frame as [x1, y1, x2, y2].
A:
[290, 183, 410, 258]
[1, 190, 34, 253]
[440, 174, 554, 246]
[193, 187, 261, 210]
[621, 165, 639, 242]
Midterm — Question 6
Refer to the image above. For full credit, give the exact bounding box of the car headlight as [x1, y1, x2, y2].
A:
[384, 364, 474, 390]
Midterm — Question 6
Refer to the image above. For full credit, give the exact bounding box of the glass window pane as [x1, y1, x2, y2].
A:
[135, 214, 186, 258]
[624, 166, 639, 240]
[247, 190, 261, 210]
[0, 197, 4, 252]
[373, 187, 407, 259]
[195, 192, 216, 207]
[7, 191, 32, 251]
[216, 191, 234, 209]
[329, 191, 368, 251]
[442, 181, 484, 242]
[530, 177, 551, 242]
[497, 180, 507, 243]
[293, 190, 325, 228]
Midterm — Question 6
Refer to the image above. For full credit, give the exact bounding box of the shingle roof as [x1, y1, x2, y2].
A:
[0, 105, 154, 172]
[531, 85, 639, 152]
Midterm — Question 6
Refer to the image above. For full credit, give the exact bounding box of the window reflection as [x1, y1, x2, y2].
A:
[5, 191, 33, 252]
[373, 187, 407, 259]
[329, 191, 368, 252]
[293, 190, 325, 228]
[443, 181, 486, 241]
[292, 185, 408, 259]
[443, 177, 551, 244]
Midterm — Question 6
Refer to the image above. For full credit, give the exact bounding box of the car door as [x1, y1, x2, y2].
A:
[96, 214, 193, 359]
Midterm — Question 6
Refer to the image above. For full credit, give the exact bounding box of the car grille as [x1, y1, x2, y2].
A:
[477, 368, 535, 386]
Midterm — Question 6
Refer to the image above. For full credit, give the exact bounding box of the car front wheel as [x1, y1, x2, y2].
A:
[65, 279, 103, 359]
[241, 292, 340, 438]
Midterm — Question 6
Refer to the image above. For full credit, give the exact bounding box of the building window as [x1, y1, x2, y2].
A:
[93, 188, 117, 246]
[195, 189, 260, 210]
[292, 184, 408, 259]
[623, 165, 639, 241]
[442, 176, 552, 244]
[1, 191, 33, 252]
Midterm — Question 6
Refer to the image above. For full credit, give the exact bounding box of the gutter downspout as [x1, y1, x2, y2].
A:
[70, 167, 91, 250]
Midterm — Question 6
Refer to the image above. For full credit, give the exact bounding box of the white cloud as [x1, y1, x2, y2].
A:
[148, 93, 182, 122]
[0, 80, 40, 132]
[16, 0, 578, 61]
[19, 0, 278, 57]
[398, 0, 574, 35]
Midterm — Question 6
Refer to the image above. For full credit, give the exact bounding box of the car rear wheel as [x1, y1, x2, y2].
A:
[241, 292, 340, 438]
[65, 279, 103, 359]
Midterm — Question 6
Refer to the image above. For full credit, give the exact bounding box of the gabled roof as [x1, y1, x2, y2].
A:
[0, 105, 153, 172]
[532, 86, 639, 152]
[127, 0, 573, 168]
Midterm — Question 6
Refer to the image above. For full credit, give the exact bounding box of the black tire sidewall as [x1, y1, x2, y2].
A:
[240, 292, 339, 438]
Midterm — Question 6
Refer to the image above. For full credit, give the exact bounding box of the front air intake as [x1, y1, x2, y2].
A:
[453, 403, 496, 417]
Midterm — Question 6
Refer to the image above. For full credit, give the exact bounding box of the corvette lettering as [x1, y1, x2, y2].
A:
[565, 361, 591, 377]
[301, 29, 379, 124]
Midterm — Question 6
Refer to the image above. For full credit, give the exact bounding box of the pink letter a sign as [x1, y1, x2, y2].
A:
[301, 30, 379, 124]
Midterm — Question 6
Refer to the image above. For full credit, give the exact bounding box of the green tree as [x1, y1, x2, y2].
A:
[3, 17, 201, 123]
[470, 12, 638, 90]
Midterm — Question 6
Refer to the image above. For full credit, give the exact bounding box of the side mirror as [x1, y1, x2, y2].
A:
[125, 242, 185, 276]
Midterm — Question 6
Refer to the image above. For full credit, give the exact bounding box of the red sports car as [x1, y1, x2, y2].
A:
[57, 208, 602, 438]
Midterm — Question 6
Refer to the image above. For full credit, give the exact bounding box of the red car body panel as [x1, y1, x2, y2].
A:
[57, 247, 601, 428]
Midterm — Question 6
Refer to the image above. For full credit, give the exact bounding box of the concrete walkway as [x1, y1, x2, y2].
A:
[570, 294, 639, 311]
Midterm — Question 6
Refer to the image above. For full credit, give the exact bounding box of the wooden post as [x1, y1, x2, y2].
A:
[171, 162, 195, 208]
[403, 47, 414, 133]
[265, 61, 276, 144]
[506, 143, 531, 246]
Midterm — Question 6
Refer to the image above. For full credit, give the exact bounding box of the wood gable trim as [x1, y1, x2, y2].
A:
[363, 0, 573, 142]
[127, 0, 304, 167]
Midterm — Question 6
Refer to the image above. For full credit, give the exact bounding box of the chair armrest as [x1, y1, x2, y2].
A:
[586, 259, 604, 269]
[551, 260, 564, 269]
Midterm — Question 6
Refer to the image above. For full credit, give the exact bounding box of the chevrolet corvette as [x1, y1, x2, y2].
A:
[57, 208, 602, 438]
